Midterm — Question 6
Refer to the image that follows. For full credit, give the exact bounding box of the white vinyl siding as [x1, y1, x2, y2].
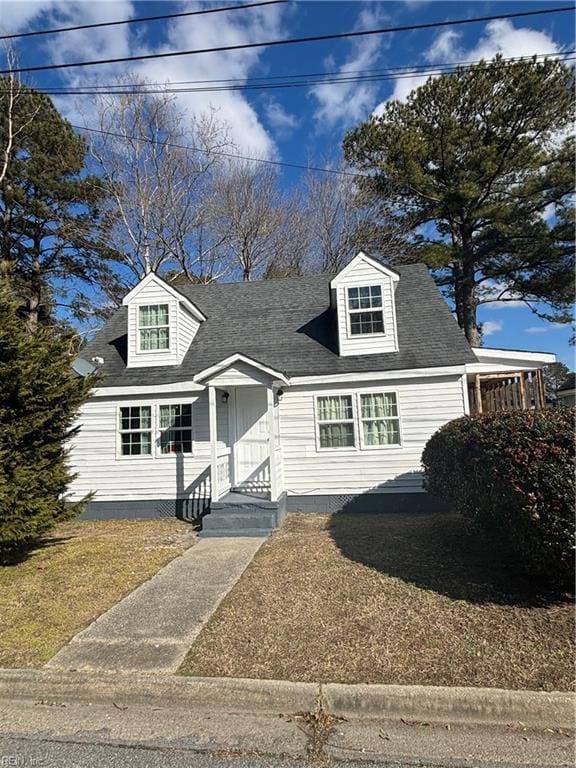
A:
[126, 279, 201, 367]
[281, 375, 466, 495]
[335, 259, 398, 356]
[68, 391, 229, 502]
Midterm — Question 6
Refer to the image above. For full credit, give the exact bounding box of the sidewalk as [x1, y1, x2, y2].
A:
[46, 537, 264, 674]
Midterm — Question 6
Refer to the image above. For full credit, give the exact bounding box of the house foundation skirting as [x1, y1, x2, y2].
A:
[78, 491, 439, 521]
[286, 492, 441, 514]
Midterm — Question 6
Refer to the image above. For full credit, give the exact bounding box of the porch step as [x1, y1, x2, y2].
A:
[200, 492, 285, 538]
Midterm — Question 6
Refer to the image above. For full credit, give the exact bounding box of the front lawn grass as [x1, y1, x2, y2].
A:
[180, 513, 574, 691]
[0, 519, 196, 668]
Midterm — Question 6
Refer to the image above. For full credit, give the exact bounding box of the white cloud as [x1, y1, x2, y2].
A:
[5, 0, 287, 158]
[373, 18, 562, 113]
[311, 5, 390, 128]
[482, 320, 503, 336]
[263, 96, 298, 137]
[478, 280, 525, 310]
[525, 324, 567, 334]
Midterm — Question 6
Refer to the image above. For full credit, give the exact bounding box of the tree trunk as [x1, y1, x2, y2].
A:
[26, 245, 41, 334]
[455, 229, 481, 347]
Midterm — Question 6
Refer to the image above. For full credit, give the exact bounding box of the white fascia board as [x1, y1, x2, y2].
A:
[193, 353, 290, 385]
[330, 251, 400, 288]
[471, 347, 556, 365]
[121, 273, 207, 322]
[288, 365, 466, 386]
[92, 381, 205, 397]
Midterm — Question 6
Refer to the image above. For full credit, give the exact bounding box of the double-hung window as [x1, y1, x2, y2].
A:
[347, 285, 384, 336]
[138, 304, 170, 351]
[159, 404, 193, 454]
[317, 395, 355, 448]
[119, 406, 152, 456]
[360, 392, 400, 447]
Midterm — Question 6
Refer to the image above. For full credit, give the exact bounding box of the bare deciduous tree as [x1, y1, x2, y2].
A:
[86, 80, 233, 291]
[209, 160, 306, 281]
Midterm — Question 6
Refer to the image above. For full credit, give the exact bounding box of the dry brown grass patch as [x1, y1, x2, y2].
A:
[180, 513, 574, 690]
[0, 518, 196, 668]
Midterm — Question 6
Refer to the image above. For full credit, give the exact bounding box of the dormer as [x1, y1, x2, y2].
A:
[331, 252, 400, 357]
[122, 273, 206, 368]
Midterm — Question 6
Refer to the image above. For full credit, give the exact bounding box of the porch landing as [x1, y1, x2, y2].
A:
[201, 492, 286, 538]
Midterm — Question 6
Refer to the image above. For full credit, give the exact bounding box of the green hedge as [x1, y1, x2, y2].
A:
[422, 408, 575, 589]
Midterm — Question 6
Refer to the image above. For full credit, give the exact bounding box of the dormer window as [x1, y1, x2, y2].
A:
[138, 304, 170, 351]
[347, 285, 384, 336]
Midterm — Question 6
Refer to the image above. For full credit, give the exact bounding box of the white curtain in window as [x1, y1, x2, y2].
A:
[363, 419, 399, 446]
[139, 305, 169, 327]
[361, 393, 397, 418]
[318, 395, 353, 421]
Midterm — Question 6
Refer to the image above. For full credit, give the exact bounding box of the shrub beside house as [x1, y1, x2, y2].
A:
[422, 408, 575, 590]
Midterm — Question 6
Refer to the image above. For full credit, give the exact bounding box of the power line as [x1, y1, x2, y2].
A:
[70, 123, 368, 178]
[1, 5, 572, 76]
[19, 51, 575, 95]
[8, 52, 574, 96]
[0, 1, 287, 41]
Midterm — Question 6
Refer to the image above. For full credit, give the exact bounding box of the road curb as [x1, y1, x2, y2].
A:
[0, 669, 572, 729]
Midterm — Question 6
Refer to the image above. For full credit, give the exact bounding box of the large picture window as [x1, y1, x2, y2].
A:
[360, 392, 400, 447]
[119, 406, 152, 456]
[347, 285, 384, 336]
[138, 304, 170, 351]
[317, 395, 355, 448]
[159, 404, 193, 454]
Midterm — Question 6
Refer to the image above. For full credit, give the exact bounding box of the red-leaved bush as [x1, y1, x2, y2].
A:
[422, 408, 575, 590]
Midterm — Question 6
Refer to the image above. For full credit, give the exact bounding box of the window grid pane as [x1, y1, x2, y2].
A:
[119, 406, 152, 455]
[317, 395, 353, 422]
[140, 328, 170, 351]
[348, 285, 382, 310]
[350, 311, 384, 336]
[360, 393, 400, 446]
[139, 304, 169, 327]
[319, 423, 355, 449]
[159, 404, 193, 453]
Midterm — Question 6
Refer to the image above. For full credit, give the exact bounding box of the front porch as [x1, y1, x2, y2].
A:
[468, 369, 547, 415]
[198, 355, 288, 537]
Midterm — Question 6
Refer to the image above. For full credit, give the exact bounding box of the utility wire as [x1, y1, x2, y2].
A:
[1, 5, 572, 76]
[11, 52, 574, 96]
[70, 123, 369, 178]
[18, 51, 575, 95]
[0, 1, 287, 41]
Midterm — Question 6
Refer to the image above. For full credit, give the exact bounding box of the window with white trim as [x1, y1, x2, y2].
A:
[360, 392, 400, 446]
[347, 285, 384, 336]
[119, 406, 152, 455]
[317, 394, 355, 448]
[159, 404, 193, 454]
[138, 304, 170, 351]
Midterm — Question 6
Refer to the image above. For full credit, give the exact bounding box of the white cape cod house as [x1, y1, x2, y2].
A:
[69, 252, 554, 535]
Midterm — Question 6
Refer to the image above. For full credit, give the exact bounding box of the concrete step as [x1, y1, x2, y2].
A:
[200, 527, 274, 539]
[202, 510, 279, 531]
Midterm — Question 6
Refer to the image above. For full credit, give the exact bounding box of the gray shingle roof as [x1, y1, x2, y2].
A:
[80, 264, 476, 387]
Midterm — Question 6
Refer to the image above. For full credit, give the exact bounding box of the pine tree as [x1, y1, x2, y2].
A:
[344, 57, 575, 346]
[0, 280, 96, 557]
[0, 79, 113, 331]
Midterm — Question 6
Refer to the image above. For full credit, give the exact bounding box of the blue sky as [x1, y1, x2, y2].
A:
[2, 0, 575, 365]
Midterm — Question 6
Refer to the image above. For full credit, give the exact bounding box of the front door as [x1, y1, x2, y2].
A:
[234, 387, 269, 492]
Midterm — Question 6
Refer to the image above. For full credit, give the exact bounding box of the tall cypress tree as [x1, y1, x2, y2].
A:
[344, 57, 575, 346]
[0, 79, 113, 331]
[0, 280, 96, 557]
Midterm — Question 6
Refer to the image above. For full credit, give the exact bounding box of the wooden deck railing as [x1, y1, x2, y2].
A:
[469, 370, 546, 414]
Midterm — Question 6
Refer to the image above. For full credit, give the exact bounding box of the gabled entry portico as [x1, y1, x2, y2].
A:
[194, 355, 289, 510]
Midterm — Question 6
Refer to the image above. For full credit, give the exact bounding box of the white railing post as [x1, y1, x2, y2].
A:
[267, 386, 278, 501]
[208, 385, 219, 501]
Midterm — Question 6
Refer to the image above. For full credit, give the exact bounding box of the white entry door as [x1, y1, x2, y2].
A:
[234, 387, 270, 491]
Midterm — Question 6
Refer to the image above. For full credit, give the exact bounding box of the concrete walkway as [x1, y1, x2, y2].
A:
[47, 537, 265, 675]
